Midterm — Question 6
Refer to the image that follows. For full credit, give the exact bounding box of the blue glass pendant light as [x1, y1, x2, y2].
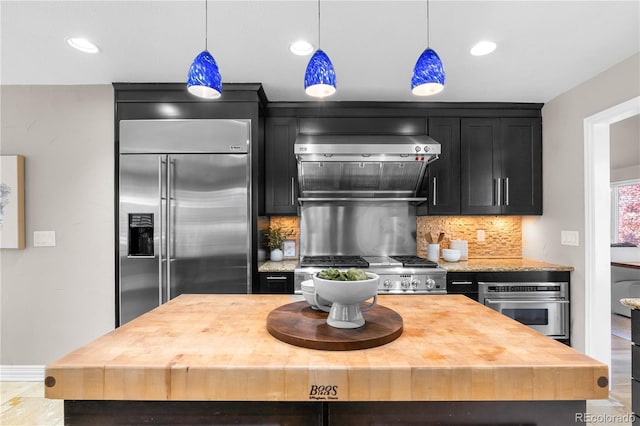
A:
[304, 0, 336, 98]
[187, 0, 222, 99]
[411, 0, 445, 96]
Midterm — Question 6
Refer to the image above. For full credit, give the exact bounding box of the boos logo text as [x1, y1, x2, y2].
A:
[308, 385, 339, 400]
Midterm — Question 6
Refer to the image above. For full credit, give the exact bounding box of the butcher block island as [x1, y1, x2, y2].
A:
[45, 294, 608, 425]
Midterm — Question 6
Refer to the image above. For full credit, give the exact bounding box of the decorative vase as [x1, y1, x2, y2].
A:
[270, 248, 283, 262]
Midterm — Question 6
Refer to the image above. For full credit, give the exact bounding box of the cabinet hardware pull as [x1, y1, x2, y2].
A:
[432, 177, 437, 206]
[290, 177, 295, 206]
[451, 281, 473, 285]
[505, 177, 510, 206]
[266, 276, 288, 280]
[158, 157, 164, 306]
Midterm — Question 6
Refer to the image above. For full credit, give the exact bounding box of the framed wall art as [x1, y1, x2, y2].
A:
[282, 239, 297, 259]
[0, 155, 25, 249]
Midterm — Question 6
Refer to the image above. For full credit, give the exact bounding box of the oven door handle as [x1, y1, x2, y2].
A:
[484, 299, 569, 304]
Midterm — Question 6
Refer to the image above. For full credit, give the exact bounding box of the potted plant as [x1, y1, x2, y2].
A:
[264, 226, 290, 262]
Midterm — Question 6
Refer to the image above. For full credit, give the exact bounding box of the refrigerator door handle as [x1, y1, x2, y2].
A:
[159, 157, 165, 306]
[166, 157, 173, 301]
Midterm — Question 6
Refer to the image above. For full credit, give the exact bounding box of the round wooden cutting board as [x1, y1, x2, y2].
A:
[266, 301, 403, 351]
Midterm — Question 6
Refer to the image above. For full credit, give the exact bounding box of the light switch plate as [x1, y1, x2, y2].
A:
[477, 229, 485, 242]
[34, 231, 56, 247]
[561, 230, 579, 246]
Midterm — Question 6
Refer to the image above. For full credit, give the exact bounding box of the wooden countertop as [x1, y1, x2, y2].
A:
[612, 261, 640, 270]
[45, 294, 606, 402]
[440, 258, 574, 272]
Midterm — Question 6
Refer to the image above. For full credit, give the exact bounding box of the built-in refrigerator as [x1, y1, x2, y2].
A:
[118, 119, 251, 325]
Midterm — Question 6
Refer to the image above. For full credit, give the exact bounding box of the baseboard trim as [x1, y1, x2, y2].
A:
[0, 365, 45, 381]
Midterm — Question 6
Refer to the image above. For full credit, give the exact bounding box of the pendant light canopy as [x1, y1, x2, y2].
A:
[411, 0, 445, 96]
[304, 0, 336, 98]
[187, 1, 222, 99]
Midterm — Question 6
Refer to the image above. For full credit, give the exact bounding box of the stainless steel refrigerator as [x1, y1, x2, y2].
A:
[118, 119, 251, 325]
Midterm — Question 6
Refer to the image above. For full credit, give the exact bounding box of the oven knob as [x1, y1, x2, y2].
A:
[425, 278, 435, 289]
[401, 279, 410, 289]
[410, 279, 420, 289]
[383, 279, 392, 289]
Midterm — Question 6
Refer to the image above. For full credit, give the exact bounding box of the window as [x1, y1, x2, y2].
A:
[611, 179, 640, 245]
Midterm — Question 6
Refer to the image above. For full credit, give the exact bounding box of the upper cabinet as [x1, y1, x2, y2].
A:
[460, 117, 542, 215]
[261, 103, 542, 217]
[418, 117, 461, 215]
[264, 117, 298, 215]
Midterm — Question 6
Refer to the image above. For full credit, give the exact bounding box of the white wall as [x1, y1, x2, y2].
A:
[523, 53, 640, 353]
[610, 115, 640, 182]
[0, 85, 115, 365]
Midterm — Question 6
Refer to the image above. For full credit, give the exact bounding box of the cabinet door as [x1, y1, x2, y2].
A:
[259, 273, 294, 294]
[264, 117, 298, 215]
[419, 117, 461, 215]
[461, 118, 501, 214]
[500, 118, 542, 214]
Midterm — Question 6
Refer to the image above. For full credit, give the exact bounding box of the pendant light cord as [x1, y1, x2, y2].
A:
[317, 0, 321, 49]
[426, 0, 430, 48]
[205, 0, 209, 51]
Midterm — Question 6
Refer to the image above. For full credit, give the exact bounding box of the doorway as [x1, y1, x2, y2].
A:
[584, 96, 640, 368]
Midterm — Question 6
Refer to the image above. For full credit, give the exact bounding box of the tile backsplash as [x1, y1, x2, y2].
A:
[417, 216, 522, 259]
[269, 215, 522, 259]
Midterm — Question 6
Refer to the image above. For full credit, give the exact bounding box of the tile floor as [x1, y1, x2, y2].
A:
[1, 315, 636, 425]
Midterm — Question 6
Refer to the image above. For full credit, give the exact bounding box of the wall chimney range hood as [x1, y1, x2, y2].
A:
[294, 134, 440, 202]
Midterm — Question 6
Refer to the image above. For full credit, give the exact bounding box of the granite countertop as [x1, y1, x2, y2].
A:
[621, 298, 640, 310]
[258, 260, 299, 272]
[439, 258, 574, 272]
[259, 258, 573, 273]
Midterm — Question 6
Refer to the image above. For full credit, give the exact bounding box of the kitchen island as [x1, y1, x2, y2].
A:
[45, 294, 607, 425]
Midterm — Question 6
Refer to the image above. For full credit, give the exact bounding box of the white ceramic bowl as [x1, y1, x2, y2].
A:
[301, 279, 331, 311]
[312, 272, 380, 306]
[442, 249, 461, 262]
[313, 272, 380, 328]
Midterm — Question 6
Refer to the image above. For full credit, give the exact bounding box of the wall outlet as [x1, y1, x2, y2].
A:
[34, 231, 56, 247]
[477, 229, 485, 242]
[561, 230, 579, 246]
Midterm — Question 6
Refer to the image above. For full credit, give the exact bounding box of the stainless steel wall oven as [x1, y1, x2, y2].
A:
[479, 281, 569, 341]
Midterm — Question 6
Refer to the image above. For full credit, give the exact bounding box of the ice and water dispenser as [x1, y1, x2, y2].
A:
[128, 213, 154, 257]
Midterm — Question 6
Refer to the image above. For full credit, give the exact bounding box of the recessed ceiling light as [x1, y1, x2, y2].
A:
[470, 40, 497, 56]
[289, 40, 314, 56]
[66, 37, 100, 54]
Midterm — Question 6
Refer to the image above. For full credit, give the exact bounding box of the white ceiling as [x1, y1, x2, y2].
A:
[1, 1, 638, 103]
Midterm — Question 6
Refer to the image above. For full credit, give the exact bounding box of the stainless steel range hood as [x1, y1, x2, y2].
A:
[294, 134, 440, 202]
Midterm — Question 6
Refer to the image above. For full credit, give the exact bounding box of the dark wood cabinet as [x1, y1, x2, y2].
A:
[264, 117, 298, 215]
[262, 102, 542, 217]
[258, 272, 294, 294]
[446, 272, 478, 301]
[632, 309, 640, 421]
[500, 118, 542, 214]
[418, 117, 461, 215]
[460, 117, 542, 215]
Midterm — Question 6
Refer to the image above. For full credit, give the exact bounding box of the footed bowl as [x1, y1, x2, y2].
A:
[312, 272, 379, 328]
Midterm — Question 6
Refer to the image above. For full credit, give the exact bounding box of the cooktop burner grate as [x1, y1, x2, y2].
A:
[300, 255, 369, 268]
[389, 255, 438, 268]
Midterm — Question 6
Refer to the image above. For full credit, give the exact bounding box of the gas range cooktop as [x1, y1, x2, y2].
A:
[299, 255, 438, 269]
[299, 255, 369, 268]
[295, 255, 447, 295]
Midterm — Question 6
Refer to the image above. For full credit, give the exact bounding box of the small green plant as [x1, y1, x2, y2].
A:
[264, 226, 291, 251]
